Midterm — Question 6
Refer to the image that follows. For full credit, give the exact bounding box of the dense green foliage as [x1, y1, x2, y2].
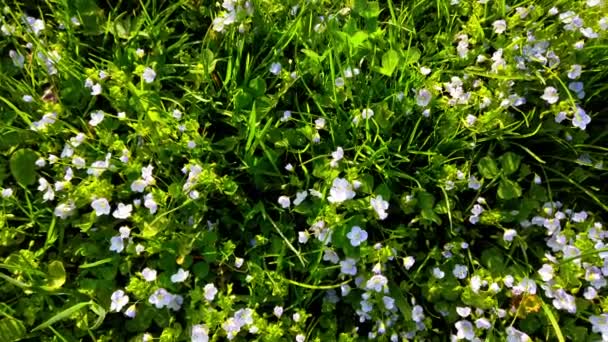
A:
[1, 0, 608, 341]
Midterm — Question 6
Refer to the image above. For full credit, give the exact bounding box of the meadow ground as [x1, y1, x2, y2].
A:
[1, 0, 608, 341]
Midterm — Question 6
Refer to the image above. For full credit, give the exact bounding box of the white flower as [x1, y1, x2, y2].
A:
[135, 244, 145, 254]
[503, 229, 517, 242]
[346, 226, 368, 247]
[203, 283, 218, 301]
[453, 264, 468, 279]
[131, 179, 147, 193]
[465, 114, 477, 127]
[370, 195, 389, 220]
[90, 83, 102, 96]
[54, 201, 76, 219]
[568, 64, 582, 79]
[420, 66, 432, 75]
[91, 198, 111, 216]
[281, 110, 291, 122]
[541, 86, 559, 104]
[89, 110, 105, 126]
[572, 107, 591, 130]
[124, 304, 137, 318]
[235, 257, 244, 268]
[278, 196, 291, 208]
[340, 258, 357, 276]
[456, 306, 471, 317]
[433, 267, 445, 279]
[109, 236, 125, 253]
[538, 264, 554, 282]
[506, 327, 531, 342]
[285, 163, 293, 172]
[294, 190, 308, 206]
[142, 67, 156, 83]
[492, 20, 507, 34]
[361, 108, 374, 119]
[1, 188, 13, 198]
[335, 77, 345, 87]
[403, 256, 415, 270]
[26, 17, 45, 35]
[112, 203, 133, 219]
[314, 118, 326, 130]
[192, 324, 209, 342]
[416, 89, 432, 107]
[171, 268, 190, 283]
[274, 306, 284, 318]
[455, 320, 475, 340]
[148, 288, 173, 309]
[269, 62, 282, 75]
[366, 274, 388, 292]
[327, 178, 356, 204]
[144, 193, 158, 214]
[110, 289, 129, 312]
[330, 147, 344, 167]
[136, 48, 145, 58]
[142, 268, 157, 282]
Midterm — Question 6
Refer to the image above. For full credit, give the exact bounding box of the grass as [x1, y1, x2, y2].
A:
[1, 0, 608, 341]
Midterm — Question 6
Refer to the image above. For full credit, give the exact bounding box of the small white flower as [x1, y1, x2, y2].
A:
[281, 110, 291, 122]
[361, 108, 374, 119]
[274, 306, 284, 318]
[91, 198, 111, 216]
[335, 77, 345, 87]
[492, 20, 507, 34]
[370, 195, 389, 220]
[346, 226, 368, 247]
[1, 188, 13, 198]
[294, 190, 308, 206]
[366, 274, 388, 292]
[455, 320, 475, 340]
[171, 268, 190, 283]
[416, 89, 432, 107]
[131, 179, 147, 193]
[465, 114, 477, 127]
[298, 231, 310, 244]
[432, 267, 445, 279]
[136, 48, 145, 58]
[503, 229, 517, 242]
[285, 163, 293, 171]
[278, 196, 291, 208]
[110, 289, 129, 312]
[315, 118, 326, 130]
[235, 257, 244, 268]
[420, 66, 432, 75]
[124, 304, 137, 318]
[109, 236, 124, 253]
[453, 264, 468, 279]
[118, 226, 130, 239]
[203, 283, 218, 301]
[89, 110, 105, 126]
[340, 258, 357, 275]
[403, 256, 415, 270]
[327, 178, 356, 204]
[142, 67, 156, 83]
[330, 147, 344, 168]
[142, 268, 157, 282]
[112, 203, 133, 219]
[54, 201, 76, 219]
[144, 193, 158, 214]
[269, 62, 282, 75]
[135, 244, 145, 255]
[90, 83, 102, 96]
[192, 324, 209, 342]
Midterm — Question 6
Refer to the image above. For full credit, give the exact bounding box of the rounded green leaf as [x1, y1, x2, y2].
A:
[477, 156, 499, 179]
[9, 148, 38, 186]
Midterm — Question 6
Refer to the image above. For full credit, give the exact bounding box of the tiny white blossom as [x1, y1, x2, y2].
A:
[112, 203, 133, 219]
[346, 226, 368, 247]
[203, 283, 218, 301]
[142, 67, 156, 83]
[91, 198, 111, 216]
[278, 196, 291, 208]
[142, 268, 157, 282]
[370, 195, 389, 220]
[269, 62, 282, 75]
[89, 110, 105, 126]
[110, 289, 129, 312]
[492, 20, 507, 34]
[327, 178, 356, 204]
[294, 190, 308, 206]
[171, 268, 190, 283]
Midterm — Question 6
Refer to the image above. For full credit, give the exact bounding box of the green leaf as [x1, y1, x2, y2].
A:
[500, 152, 522, 176]
[379, 50, 399, 76]
[477, 156, 499, 179]
[9, 148, 38, 186]
[32, 301, 91, 332]
[45, 260, 66, 290]
[541, 302, 566, 342]
[192, 262, 209, 279]
[248, 77, 266, 97]
[497, 178, 522, 199]
[0, 318, 26, 342]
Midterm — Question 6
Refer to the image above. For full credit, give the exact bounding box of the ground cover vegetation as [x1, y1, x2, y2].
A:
[1, 0, 608, 341]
